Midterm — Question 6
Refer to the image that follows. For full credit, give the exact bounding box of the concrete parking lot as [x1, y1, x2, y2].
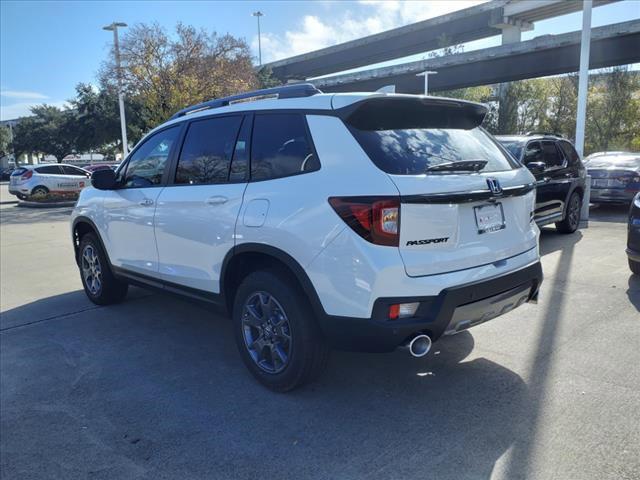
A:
[1, 202, 638, 480]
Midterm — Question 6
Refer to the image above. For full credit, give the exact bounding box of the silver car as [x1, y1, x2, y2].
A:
[9, 164, 91, 200]
[585, 152, 640, 204]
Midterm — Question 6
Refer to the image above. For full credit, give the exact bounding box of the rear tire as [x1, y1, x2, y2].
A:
[630, 259, 640, 276]
[78, 233, 128, 305]
[555, 191, 582, 234]
[233, 269, 329, 392]
[30, 186, 49, 198]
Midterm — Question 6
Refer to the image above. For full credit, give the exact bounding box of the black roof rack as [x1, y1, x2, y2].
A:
[169, 83, 322, 120]
[525, 131, 562, 137]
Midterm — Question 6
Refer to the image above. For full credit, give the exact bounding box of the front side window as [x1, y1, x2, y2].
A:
[542, 141, 565, 169]
[123, 126, 180, 188]
[251, 114, 319, 181]
[175, 116, 243, 185]
[61, 165, 87, 176]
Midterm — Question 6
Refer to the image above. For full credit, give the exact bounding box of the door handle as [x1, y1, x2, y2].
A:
[139, 198, 154, 206]
[205, 196, 228, 205]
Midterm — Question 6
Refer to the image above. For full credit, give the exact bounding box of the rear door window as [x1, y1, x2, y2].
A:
[558, 140, 581, 166]
[250, 113, 319, 181]
[175, 115, 243, 185]
[35, 165, 63, 174]
[542, 141, 565, 169]
[523, 142, 543, 165]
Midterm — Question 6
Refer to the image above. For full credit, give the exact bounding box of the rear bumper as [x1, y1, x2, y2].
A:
[319, 261, 542, 352]
[590, 188, 638, 203]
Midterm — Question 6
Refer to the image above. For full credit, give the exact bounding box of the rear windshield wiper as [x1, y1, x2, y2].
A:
[425, 160, 488, 172]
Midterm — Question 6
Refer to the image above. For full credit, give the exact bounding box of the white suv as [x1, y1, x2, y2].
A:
[71, 85, 542, 391]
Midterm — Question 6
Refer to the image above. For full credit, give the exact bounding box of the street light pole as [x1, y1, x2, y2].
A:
[575, 1, 592, 158]
[252, 11, 264, 66]
[103, 22, 129, 160]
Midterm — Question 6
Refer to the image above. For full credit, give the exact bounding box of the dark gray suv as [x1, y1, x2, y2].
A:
[497, 133, 586, 234]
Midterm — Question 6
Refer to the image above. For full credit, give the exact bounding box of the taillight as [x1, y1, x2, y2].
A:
[328, 196, 400, 246]
[21, 170, 33, 180]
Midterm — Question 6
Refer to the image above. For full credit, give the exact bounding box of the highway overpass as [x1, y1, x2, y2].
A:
[310, 20, 640, 93]
[264, 0, 620, 82]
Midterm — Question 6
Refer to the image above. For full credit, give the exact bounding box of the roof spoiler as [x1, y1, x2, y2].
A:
[169, 83, 322, 120]
[339, 95, 488, 130]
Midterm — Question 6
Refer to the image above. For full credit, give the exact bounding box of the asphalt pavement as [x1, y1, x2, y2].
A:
[1, 202, 638, 480]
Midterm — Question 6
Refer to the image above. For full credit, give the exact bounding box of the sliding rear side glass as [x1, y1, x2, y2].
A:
[344, 97, 518, 175]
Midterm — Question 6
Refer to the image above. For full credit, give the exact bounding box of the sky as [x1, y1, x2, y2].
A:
[1, 0, 639, 120]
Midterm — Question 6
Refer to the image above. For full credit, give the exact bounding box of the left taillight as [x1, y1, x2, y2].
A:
[21, 170, 33, 180]
[328, 196, 400, 246]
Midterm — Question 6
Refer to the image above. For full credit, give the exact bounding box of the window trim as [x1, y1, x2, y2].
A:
[168, 112, 248, 187]
[248, 112, 321, 183]
[117, 123, 185, 190]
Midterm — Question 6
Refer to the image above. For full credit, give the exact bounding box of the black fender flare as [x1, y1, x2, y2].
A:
[220, 243, 327, 320]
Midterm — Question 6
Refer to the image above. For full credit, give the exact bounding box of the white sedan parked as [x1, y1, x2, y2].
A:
[9, 164, 91, 200]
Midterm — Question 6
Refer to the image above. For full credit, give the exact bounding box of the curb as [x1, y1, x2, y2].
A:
[0, 200, 19, 205]
[17, 201, 76, 209]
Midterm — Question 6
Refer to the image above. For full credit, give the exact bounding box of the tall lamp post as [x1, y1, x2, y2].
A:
[103, 22, 129, 159]
[252, 11, 264, 66]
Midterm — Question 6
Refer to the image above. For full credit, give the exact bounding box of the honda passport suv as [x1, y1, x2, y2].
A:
[71, 84, 542, 391]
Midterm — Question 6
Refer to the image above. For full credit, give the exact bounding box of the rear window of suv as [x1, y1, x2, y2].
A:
[346, 98, 517, 175]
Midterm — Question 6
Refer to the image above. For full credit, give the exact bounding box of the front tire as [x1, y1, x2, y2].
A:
[233, 270, 329, 392]
[630, 259, 640, 276]
[78, 233, 128, 305]
[555, 191, 582, 234]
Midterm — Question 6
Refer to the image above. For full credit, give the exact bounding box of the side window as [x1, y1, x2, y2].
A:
[175, 116, 243, 185]
[523, 142, 543, 165]
[229, 116, 252, 182]
[542, 141, 564, 169]
[558, 140, 580, 166]
[124, 126, 180, 188]
[35, 165, 63, 174]
[251, 113, 319, 181]
[61, 165, 87, 176]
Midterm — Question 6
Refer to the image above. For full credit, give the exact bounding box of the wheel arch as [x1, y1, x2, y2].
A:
[221, 243, 326, 320]
[72, 216, 110, 267]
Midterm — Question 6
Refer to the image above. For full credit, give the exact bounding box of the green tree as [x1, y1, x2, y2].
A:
[585, 67, 640, 154]
[256, 67, 281, 89]
[0, 126, 11, 158]
[11, 105, 77, 162]
[99, 22, 258, 128]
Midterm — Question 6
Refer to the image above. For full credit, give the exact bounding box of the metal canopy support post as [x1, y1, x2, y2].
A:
[576, 0, 593, 228]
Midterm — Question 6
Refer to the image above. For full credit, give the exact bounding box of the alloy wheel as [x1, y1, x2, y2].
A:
[81, 245, 102, 295]
[241, 292, 292, 374]
[568, 195, 581, 229]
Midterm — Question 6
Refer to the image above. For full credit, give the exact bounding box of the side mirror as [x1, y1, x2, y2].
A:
[526, 161, 546, 175]
[91, 168, 118, 190]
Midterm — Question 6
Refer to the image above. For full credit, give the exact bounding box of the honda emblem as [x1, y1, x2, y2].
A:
[487, 178, 502, 195]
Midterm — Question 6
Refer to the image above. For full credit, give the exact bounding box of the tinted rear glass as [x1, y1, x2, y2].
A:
[36, 165, 62, 174]
[251, 113, 319, 181]
[11, 168, 27, 176]
[350, 127, 517, 175]
[586, 155, 640, 169]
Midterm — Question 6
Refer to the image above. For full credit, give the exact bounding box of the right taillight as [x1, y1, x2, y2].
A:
[21, 170, 33, 180]
[328, 196, 400, 246]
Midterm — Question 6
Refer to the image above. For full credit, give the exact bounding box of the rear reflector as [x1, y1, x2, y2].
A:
[389, 302, 420, 320]
[328, 196, 400, 246]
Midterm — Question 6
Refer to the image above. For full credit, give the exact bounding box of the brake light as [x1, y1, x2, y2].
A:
[328, 196, 400, 246]
[21, 170, 33, 180]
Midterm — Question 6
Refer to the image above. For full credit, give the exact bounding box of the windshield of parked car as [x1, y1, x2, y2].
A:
[498, 141, 524, 161]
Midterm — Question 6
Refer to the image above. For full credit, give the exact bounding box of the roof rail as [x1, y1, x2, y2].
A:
[525, 131, 562, 137]
[169, 83, 322, 120]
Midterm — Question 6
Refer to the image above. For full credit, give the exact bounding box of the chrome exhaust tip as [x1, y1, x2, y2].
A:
[402, 334, 432, 358]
